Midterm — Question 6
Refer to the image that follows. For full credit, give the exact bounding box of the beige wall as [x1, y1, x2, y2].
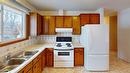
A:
[104, 16, 110, 25]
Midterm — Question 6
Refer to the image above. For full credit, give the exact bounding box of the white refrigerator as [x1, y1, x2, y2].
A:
[80, 24, 109, 71]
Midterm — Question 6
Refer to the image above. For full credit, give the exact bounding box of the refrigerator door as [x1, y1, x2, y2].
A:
[81, 25, 109, 55]
[85, 55, 109, 71]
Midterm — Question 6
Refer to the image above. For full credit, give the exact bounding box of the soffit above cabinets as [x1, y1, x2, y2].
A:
[26, 0, 130, 11]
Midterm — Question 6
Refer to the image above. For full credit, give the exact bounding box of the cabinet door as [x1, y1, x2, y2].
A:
[18, 62, 33, 73]
[74, 48, 84, 66]
[80, 14, 90, 26]
[41, 50, 46, 70]
[49, 16, 56, 35]
[27, 68, 33, 73]
[33, 62, 38, 73]
[56, 16, 64, 28]
[46, 48, 54, 67]
[33, 60, 42, 73]
[43, 16, 49, 34]
[26, 14, 30, 38]
[37, 14, 42, 35]
[90, 14, 100, 24]
[64, 16, 72, 28]
[72, 16, 81, 35]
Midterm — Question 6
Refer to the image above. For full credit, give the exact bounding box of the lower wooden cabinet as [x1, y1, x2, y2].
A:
[46, 48, 54, 67]
[41, 50, 46, 70]
[74, 48, 84, 66]
[27, 68, 33, 73]
[33, 59, 42, 73]
[18, 62, 33, 73]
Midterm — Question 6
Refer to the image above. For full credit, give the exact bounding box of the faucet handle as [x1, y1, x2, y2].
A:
[5, 53, 11, 60]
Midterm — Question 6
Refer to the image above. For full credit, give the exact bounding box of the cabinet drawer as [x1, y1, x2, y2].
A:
[75, 48, 84, 52]
[46, 48, 53, 53]
[33, 54, 41, 65]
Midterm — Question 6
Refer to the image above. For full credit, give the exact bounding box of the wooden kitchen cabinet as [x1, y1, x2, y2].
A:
[42, 16, 49, 35]
[80, 14, 90, 26]
[37, 14, 42, 35]
[64, 16, 72, 28]
[42, 16, 56, 35]
[72, 16, 81, 35]
[80, 14, 100, 25]
[41, 49, 46, 70]
[74, 48, 84, 66]
[90, 14, 100, 24]
[33, 59, 42, 73]
[56, 16, 64, 28]
[33, 54, 42, 73]
[18, 62, 33, 73]
[49, 16, 56, 35]
[46, 48, 54, 67]
[26, 14, 30, 38]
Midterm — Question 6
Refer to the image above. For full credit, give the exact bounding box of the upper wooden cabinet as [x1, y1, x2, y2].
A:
[56, 16, 72, 28]
[49, 16, 56, 35]
[37, 14, 42, 35]
[56, 16, 64, 28]
[42, 16, 56, 35]
[26, 14, 30, 38]
[42, 16, 49, 35]
[72, 16, 81, 35]
[90, 14, 100, 24]
[80, 14, 100, 25]
[64, 16, 72, 28]
[80, 14, 90, 26]
[30, 13, 42, 36]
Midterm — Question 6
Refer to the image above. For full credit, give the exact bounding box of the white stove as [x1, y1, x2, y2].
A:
[54, 37, 74, 67]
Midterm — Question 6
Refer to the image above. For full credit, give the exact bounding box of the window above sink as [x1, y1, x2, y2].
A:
[0, 4, 26, 43]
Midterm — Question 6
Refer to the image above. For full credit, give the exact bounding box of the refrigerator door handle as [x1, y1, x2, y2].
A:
[88, 29, 93, 51]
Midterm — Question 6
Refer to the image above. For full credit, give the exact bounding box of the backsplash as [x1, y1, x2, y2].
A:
[0, 36, 37, 62]
[0, 33, 80, 62]
[37, 32, 80, 43]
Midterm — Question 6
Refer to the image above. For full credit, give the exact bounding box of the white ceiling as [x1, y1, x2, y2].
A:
[27, 0, 130, 11]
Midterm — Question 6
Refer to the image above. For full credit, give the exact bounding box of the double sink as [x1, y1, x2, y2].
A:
[0, 50, 38, 73]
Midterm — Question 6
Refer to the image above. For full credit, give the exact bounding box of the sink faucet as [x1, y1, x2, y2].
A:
[5, 53, 11, 61]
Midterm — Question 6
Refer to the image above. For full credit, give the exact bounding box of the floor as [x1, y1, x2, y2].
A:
[42, 51, 130, 73]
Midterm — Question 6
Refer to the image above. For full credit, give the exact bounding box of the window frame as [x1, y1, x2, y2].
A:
[0, 4, 30, 47]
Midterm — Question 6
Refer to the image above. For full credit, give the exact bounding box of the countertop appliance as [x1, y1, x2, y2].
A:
[54, 37, 74, 67]
[80, 24, 109, 71]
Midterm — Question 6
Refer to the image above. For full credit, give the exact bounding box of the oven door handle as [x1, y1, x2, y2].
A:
[54, 49, 74, 51]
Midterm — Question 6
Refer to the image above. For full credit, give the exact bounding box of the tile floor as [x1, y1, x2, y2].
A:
[42, 51, 130, 73]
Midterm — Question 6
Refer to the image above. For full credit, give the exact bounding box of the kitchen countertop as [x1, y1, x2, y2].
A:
[8, 42, 84, 73]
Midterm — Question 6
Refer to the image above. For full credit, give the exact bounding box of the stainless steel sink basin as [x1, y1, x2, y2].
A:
[0, 65, 18, 72]
[0, 58, 26, 72]
[0, 50, 38, 72]
[7, 58, 26, 65]
[24, 50, 38, 56]
[15, 50, 38, 59]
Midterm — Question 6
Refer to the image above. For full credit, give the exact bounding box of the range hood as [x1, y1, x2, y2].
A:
[56, 28, 73, 32]
[56, 10, 73, 33]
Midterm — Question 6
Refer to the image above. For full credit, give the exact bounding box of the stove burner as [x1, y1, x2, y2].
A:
[56, 43, 62, 47]
[66, 43, 72, 47]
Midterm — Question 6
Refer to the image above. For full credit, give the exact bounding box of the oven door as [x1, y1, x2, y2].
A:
[54, 49, 74, 61]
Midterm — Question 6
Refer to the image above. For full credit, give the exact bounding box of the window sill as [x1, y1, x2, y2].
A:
[0, 38, 29, 47]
